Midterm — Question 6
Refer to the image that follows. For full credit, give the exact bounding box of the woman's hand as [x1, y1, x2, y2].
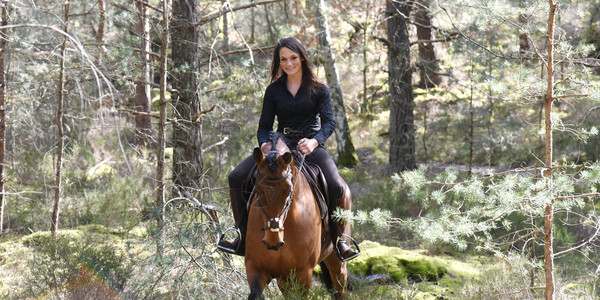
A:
[260, 142, 272, 154]
[298, 138, 318, 155]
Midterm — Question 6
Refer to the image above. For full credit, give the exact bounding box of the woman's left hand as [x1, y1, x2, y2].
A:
[298, 138, 318, 155]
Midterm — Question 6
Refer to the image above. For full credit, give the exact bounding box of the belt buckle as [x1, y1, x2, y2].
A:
[283, 127, 290, 135]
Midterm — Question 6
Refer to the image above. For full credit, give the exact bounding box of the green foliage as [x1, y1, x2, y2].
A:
[17, 226, 133, 299]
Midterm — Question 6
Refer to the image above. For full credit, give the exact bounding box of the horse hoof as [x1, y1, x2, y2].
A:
[248, 291, 265, 300]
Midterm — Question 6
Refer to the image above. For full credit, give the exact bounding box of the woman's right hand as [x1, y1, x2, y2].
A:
[260, 142, 272, 153]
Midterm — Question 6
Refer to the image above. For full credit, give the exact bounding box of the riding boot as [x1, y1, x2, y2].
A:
[329, 194, 360, 262]
[331, 218, 359, 262]
[217, 187, 247, 256]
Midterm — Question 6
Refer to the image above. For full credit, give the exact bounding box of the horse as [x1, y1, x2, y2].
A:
[244, 133, 353, 299]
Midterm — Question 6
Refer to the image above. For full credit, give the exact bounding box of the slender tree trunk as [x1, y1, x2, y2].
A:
[250, 0, 255, 44]
[0, 0, 8, 236]
[313, 0, 358, 167]
[487, 56, 494, 166]
[361, 0, 372, 116]
[95, 0, 105, 66]
[134, 0, 152, 146]
[543, 1, 558, 299]
[518, 4, 534, 58]
[414, 0, 440, 88]
[468, 59, 474, 176]
[172, 0, 203, 191]
[386, 0, 416, 172]
[264, 5, 275, 43]
[422, 101, 428, 160]
[531, 214, 537, 288]
[221, 0, 229, 52]
[156, 0, 169, 255]
[51, 0, 70, 234]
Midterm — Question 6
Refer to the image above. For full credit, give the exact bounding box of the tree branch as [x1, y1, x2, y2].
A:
[554, 220, 600, 257]
[552, 94, 589, 100]
[200, 45, 275, 67]
[195, 0, 284, 26]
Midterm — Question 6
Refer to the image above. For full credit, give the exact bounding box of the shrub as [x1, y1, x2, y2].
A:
[18, 227, 132, 299]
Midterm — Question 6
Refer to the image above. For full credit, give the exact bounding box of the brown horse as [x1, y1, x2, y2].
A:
[244, 134, 353, 299]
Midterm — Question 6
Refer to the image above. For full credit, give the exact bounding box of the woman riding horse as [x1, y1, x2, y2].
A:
[218, 37, 359, 262]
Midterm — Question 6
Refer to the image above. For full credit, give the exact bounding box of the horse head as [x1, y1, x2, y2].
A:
[252, 134, 295, 251]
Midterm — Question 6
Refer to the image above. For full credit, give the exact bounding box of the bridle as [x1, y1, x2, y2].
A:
[251, 136, 306, 234]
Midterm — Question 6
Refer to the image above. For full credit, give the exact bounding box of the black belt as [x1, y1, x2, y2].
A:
[280, 127, 303, 135]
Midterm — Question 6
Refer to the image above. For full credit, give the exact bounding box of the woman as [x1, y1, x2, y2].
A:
[218, 37, 358, 261]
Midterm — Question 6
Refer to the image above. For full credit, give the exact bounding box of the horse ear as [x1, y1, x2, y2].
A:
[253, 147, 263, 163]
[281, 152, 292, 165]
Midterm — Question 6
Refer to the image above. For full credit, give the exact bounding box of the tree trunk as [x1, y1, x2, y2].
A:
[518, 7, 534, 57]
[51, 0, 70, 234]
[134, 0, 152, 147]
[172, 0, 203, 192]
[264, 5, 275, 43]
[414, 0, 440, 88]
[468, 59, 474, 176]
[95, 0, 105, 66]
[221, 0, 229, 52]
[361, 0, 373, 116]
[386, 0, 416, 172]
[0, 0, 8, 236]
[543, 1, 558, 299]
[250, 0, 255, 44]
[156, 0, 169, 255]
[313, 0, 358, 168]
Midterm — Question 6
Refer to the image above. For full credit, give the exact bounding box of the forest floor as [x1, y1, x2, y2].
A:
[0, 149, 596, 299]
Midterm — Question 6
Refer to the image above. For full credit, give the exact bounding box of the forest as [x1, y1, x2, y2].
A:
[1, 0, 600, 299]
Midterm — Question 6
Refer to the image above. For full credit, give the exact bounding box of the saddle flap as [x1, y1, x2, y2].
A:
[301, 162, 329, 222]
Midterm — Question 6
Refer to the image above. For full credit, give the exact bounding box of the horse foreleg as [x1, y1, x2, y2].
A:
[246, 265, 270, 300]
[276, 268, 313, 297]
[323, 254, 348, 299]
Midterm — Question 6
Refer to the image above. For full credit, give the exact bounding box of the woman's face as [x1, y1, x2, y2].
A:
[279, 47, 302, 78]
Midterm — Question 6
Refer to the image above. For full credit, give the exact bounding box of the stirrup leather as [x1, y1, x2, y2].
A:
[217, 226, 242, 254]
[334, 233, 361, 262]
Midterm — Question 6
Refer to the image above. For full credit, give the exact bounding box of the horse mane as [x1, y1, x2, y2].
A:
[265, 133, 291, 173]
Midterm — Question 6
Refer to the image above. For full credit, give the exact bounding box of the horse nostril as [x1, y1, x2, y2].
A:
[274, 242, 285, 250]
[263, 239, 285, 251]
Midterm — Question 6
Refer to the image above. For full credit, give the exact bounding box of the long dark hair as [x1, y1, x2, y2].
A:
[270, 37, 325, 94]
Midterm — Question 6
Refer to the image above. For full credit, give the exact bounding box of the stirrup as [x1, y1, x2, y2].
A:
[217, 227, 242, 255]
[334, 234, 361, 262]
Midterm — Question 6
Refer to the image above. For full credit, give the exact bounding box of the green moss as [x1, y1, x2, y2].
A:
[370, 256, 408, 282]
[347, 241, 470, 284]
